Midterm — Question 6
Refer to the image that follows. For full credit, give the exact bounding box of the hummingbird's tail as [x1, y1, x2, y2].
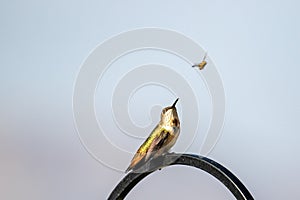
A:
[125, 152, 146, 173]
[125, 165, 132, 173]
[125, 152, 150, 173]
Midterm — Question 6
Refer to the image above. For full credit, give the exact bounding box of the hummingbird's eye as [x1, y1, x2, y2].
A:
[162, 109, 166, 114]
[172, 119, 178, 126]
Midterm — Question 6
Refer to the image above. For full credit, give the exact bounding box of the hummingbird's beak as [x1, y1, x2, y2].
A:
[171, 98, 179, 108]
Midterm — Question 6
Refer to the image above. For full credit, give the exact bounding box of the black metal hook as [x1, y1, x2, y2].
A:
[108, 153, 254, 200]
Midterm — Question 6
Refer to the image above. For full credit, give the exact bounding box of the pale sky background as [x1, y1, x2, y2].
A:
[1, 0, 300, 199]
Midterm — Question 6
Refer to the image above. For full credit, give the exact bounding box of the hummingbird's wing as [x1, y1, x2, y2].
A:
[125, 129, 173, 173]
[146, 129, 172, 160]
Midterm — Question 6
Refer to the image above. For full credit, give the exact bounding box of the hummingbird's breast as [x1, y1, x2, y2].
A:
[163, 125, 179, 135]
[162, 125, 180, 147]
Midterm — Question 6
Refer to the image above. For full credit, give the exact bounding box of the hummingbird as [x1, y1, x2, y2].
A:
[125, 98, 180, 173]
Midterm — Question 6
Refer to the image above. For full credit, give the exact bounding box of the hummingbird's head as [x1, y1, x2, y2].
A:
[160, 98, 180, 128]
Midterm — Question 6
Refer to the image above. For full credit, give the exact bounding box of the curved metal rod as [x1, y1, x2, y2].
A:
[108, 153, 254, 200]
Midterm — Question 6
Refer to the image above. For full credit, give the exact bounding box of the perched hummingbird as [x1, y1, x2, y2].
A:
[125, 98, 180, 173]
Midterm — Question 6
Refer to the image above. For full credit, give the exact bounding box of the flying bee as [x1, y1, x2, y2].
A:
[192, 52, 208, 70]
